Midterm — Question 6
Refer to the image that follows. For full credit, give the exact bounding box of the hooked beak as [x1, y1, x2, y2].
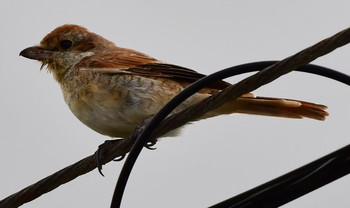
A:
[20, 46, 54, 61]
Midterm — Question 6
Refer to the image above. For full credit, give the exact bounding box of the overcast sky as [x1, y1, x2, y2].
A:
[0, 1, 349, 207]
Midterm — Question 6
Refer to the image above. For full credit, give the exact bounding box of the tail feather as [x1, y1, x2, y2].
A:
[204, 96, 328, 121]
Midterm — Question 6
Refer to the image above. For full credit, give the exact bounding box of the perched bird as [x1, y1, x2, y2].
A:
[20, 24, 328, 138]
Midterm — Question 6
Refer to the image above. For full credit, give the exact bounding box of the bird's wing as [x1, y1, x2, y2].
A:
[76, 50, 231, 90]
[123, 63, 231, 90]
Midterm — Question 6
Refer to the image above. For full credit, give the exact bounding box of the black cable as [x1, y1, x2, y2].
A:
[228, 61, 350, 85]
[111, 61, 350, 208]
[210, 145, 350, 208]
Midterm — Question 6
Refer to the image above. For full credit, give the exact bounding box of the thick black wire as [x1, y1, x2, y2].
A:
[210, 144, 350, 208]
[111, 61, 350, 208]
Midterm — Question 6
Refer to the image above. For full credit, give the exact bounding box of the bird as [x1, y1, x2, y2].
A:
[20, 24, 328, 138]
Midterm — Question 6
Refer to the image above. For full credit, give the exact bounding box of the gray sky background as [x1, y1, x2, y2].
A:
[0, 1, 349, 207]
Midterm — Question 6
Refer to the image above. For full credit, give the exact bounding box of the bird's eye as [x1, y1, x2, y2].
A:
[60, 40, 73, 50]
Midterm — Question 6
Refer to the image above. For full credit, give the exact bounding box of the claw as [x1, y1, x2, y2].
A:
[145, 141, 157, 150]
[94, 150, 105, 177]
[113, 155, 126, 162]
[98, 167, 105, 177]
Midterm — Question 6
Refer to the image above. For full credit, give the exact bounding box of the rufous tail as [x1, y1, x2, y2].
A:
[205, 96, 328, 121]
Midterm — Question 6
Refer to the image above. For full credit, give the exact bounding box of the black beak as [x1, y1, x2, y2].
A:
[20, 46, 53, 61]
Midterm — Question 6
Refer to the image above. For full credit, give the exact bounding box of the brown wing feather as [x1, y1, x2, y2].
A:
[126, 63, 231, 90]
[77, 51, 231, 90]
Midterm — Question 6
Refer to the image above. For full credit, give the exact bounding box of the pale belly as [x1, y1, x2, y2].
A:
[61, 75, 208, 138]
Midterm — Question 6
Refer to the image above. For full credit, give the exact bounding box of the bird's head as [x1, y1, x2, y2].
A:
[20, 24, 115, 80]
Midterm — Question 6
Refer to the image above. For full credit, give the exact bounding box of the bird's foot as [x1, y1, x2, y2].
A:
[94, 139, 126, 176]
[94, 138, 157, 176]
